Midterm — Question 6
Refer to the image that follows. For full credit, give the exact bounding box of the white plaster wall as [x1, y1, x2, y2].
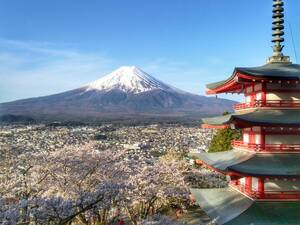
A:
[243, 133, 249, 143]
[266, 92, 300, 101]
[265, 180, 300, 191]
[255, 134, 261, 144]
[246, 96, 251, 103]
[240, 178, 245, 185]
[256, 92, 262, 100]
[265, 135, 300, 144]
[252, 177, 258, 191]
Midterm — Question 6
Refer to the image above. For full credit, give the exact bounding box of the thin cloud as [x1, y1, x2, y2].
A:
[0, 39, 114, 103]
[0, 39, 241, 103]
[0, 39, 80, 57]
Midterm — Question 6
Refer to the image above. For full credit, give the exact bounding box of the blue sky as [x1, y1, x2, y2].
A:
[0, 0, 300, 103]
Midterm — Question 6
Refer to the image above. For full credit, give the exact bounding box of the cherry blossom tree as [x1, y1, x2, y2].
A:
[122, 157, 190, 225]
[0, 143, 127, 225]
[1, 142, 217, 225]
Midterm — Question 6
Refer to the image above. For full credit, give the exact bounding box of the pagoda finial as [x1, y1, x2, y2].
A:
[267, 0, 291, 64]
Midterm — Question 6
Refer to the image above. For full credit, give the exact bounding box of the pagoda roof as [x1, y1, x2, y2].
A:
[230, 153, 300, 177]
[190, 149, 253, 172]
[190, 188, 253, 225]
[206, 63, 300, 94]
[201, 109, 300, 128]
[191, 187, 300, 225]
[236, 63, 300, 80]
[224, 201, 300, 225]
[192, 150, 300, 177]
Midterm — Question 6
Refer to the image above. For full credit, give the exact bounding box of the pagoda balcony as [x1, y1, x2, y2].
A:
[232, 140, 300, 152]
[231, 183, 300, 200]
[234, 100, 300, 110]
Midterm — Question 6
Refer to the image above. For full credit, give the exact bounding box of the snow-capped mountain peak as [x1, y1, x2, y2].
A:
[86, 66, 172, 94]
[0, 65, 236, 121]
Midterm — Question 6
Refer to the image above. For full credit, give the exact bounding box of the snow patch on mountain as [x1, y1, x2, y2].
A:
[85, 66, 175, 94]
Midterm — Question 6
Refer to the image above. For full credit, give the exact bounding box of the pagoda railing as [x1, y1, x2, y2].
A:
[231, 183, 300, 200]
[234, 100, 300, 110]
[232, 140, 300, 152]
[261, 191, 300, 200]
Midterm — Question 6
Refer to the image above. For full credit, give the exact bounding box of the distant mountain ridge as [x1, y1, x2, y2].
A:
[0, 114, 35, 123]
[0, 66, 236, 122]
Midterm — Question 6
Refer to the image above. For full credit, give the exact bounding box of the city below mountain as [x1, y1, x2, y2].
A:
[0, 66, 235, 122]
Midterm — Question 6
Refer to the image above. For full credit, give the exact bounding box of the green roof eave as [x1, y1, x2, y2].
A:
[192, 188, 300, 225]
[193, 150, 300, 177]
[201, 113, 233, 126]
[201, 110, 300, 127]
[224, 201, 300, 225]
[190, 188, 253, 225]
[235, 63, 300, 80]
[190, 149, 253, 172]
[206, 79, 229, 90]
[206, 63, 300, 92]
[230, 153, 300, 177]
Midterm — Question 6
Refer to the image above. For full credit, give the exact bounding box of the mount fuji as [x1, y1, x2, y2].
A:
[0, 66, 235, 122]
[86, 66, 173, 94]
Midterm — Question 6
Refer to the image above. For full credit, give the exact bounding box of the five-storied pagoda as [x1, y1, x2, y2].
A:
[191, 0, 300, 224]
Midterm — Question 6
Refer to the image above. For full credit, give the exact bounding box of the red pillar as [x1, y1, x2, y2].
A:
[262, 82, 267, 105]
[249, 130, 254, 145]
[245, 177, 252, 194]
[261, 128, 266, 151]
[250, 92, 256, 107]
[258, 178, 265, 199]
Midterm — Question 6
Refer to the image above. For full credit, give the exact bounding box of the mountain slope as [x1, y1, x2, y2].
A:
[0, 66, 235, 121]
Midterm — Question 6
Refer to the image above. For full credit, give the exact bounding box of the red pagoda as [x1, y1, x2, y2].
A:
[191, 1, 300, 224]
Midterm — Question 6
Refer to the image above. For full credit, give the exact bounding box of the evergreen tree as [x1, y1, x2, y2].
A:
[208, 112, 241, 152]
[208, 128, 241, 152]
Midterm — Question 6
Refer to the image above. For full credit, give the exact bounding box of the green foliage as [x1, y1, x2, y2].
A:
[208, 128, 241, 152]
[222, 111, 230, 116]
[94, 133, 108, 140]
[159, 151, 185, 162]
